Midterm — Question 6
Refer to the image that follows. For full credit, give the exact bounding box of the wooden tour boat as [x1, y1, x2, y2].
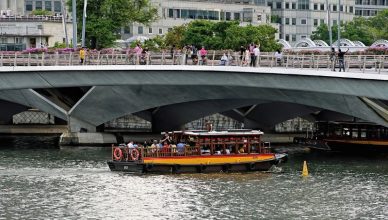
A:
[107, 129, 288, 174]
[294, 121, 388, 152]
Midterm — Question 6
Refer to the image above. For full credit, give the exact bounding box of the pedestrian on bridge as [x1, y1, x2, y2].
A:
[330, 47, 336, 71]
[337, 48, 349, 72]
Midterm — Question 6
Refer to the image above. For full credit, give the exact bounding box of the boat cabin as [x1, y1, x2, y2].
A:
[112, 129, 271, 162]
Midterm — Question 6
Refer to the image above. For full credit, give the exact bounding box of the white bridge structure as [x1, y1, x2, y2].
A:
[278, 38, 388, 52]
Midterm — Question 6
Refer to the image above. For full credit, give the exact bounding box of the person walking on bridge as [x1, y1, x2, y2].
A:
[337, 48, 349, 72]
[79, 47, 85, 64]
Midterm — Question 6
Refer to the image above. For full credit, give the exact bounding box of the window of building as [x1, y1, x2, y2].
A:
[285, 3, 289, 9]
[159, 28, 163, 34]
[292, 3, 296, 9]
[267, 2, 273, 8]
[333, 5, 337, 11]
[36, 1, 43, 10]
[292, 18, 296, 25]
[298, 0, 309, 10]
[320, 19, 325, 25]
[234, 13, 240, 20]
[285, 34, 290, 41]
[257, 14, 262, 21]
[340, 5, 343, 11]
[138, 26, 143, 34]
[292, 35, 296, 42]
[362, 10, 370, 16]
[15, 37, 23, 44]
[45, 1, 52, 11]
[301, 35, 306, 39]
[124, 26, 130, 34]
[320, 4, 325, 10]
[370, 10, 377, 16]
[26, 0, 33, 11]
[226, 12, 231, 20]
[333, 19, 337, 25]
[285, 17, 290, 25]
[314, 4, 318, 10]
[276, 2, 282, 9]
[314, 19, 318, 26]
[301, 19, 307, 24]
[355, 9, 362, 16]
[149, 27, 153, 34]
[168, 9, 174, 18]
[349, 6, 354, 13]
[1, 38, 7, 44]
[355, 0, 362, 4]
[168, 28, 172, 32]
[54, 1, 61, 12]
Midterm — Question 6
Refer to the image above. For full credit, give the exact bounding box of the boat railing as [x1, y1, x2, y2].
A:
[112, 143, 273, 162]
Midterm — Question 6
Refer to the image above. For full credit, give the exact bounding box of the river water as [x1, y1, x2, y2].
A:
[0, 136, 387, 219]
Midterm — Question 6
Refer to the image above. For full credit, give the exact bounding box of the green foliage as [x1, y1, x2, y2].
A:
[312, 9, 388, 46]
[31, 10, 52, 16]
[67, 0, 157, 49]
[163, 20, 280, 51]
[165, 25, 187, 49]
[52, 42, 67, 48]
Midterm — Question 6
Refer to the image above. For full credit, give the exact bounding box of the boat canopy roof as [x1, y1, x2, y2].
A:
[162, 129, 264, 137]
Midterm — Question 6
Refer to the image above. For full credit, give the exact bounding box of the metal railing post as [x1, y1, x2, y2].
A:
[212, 50, 215, 66]
[14, 52, 17, 67]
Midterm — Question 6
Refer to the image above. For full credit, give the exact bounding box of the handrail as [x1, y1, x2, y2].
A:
[0, 51, 387, 73]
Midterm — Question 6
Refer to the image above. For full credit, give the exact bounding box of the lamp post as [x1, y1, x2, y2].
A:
[72, 0, 77, 49]
[326, 0, 332, 47]
[337, 0, 341, 50]
[81, 0, 87, 48]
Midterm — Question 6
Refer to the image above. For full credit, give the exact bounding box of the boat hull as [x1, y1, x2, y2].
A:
[107, 154, 285, 174]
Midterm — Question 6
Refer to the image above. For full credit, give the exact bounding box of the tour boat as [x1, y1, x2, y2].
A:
[107, 129, 288, 174]
[294, 121, 388, 152]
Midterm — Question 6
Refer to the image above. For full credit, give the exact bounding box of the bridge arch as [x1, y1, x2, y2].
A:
[333, 38, 356, 47]
[294, 38, 316, 48]
[313, 40, 329, 47]
[278, 39, 292, 49]
[371, 39, 388, 47]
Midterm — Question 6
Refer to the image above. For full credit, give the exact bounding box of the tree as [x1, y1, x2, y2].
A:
[67, 0, 157, 49]
[165, 25, 187, 49]
[32, 10, 53, 16]
[311, 23, 338, 44]
[224, 24, 281, 51]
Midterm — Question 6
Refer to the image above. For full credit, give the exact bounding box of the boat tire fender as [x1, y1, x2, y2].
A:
[130, 148, 140, 161]
[172, 164, 181, 173]
[113, 147, 123, 161]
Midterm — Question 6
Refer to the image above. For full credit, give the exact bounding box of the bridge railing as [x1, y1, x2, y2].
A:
[1, 51, 387, 73]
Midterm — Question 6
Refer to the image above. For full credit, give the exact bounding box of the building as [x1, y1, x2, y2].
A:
[268, 0, 355, 44]
[0, 0, 72, 50]
[122, 0, 275, 40]
[355, 0, 388, 16]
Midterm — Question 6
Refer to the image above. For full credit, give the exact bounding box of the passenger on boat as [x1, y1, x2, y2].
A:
[238, 145, 246, 154]
[160, 133, 171, 144]
[177, 143, 185, 153]
[127, 141, 134, 149]
[205, 120, 213, 132]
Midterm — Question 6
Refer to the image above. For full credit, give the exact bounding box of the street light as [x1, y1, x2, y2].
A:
[72, 0, 77, 49]
[81, 0, 87, 48]
[337, 0, 341, 50]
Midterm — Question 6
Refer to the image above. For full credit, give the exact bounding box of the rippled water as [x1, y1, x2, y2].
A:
[0, 136, 387, 219]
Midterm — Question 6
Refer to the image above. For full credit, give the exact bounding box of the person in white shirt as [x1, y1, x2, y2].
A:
[253, 45, 260, 67]
[220, 53, 228, 66]
[274, 49, 283, 66]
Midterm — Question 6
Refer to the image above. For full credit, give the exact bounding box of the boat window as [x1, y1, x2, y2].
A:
[342, 127, 351, 137]
[351, 127, 359, 138]
[335, 126, 342, 136]
[360, 129, 367, 138]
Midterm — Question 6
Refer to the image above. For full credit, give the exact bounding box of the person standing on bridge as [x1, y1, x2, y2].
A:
[337, 48, 349, 72]
[330, 48, 336, 71]
[79, 47, 85, 65]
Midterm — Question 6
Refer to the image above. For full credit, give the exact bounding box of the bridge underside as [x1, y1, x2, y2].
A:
[1, 84, 387, 132]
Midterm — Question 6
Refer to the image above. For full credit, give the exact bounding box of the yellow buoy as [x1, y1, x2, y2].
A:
[302, 160, 309, 177]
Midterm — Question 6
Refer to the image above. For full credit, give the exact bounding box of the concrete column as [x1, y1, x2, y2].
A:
[67, 115, 97, 133]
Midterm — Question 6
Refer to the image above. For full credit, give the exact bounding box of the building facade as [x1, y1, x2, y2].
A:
[0, 0, 72, 50]
[268, 0, 355, 44]
[122, 0, 275, 40]
[355, 0, 388, 16]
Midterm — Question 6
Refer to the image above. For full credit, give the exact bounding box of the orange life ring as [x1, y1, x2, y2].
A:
[113, 147, 123, 161]
[130, 148, 140, 161]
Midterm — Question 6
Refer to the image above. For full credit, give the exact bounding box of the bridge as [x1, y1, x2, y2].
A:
[0, 53, 388, 144]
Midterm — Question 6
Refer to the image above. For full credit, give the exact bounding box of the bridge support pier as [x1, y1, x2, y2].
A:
[59, 116, 117, 146]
